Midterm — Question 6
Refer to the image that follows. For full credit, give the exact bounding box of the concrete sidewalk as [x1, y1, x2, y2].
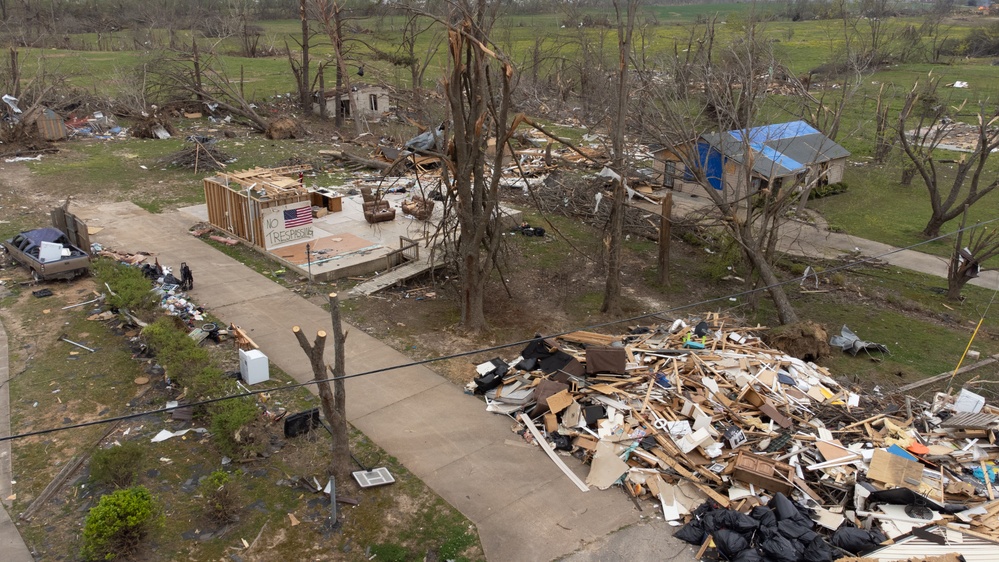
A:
[0, 319, 35, 562]
[656, 191, 999, 290]
[76, 202, 670, 562]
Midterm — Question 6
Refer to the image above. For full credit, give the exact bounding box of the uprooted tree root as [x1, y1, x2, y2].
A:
[265, 117, 305, 140]
[765, 320, 831, 362]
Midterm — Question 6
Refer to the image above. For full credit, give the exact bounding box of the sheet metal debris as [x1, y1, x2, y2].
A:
[470, 314, 999, 560]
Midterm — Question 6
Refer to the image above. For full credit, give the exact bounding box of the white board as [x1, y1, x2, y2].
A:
[262, 202, 313, 249]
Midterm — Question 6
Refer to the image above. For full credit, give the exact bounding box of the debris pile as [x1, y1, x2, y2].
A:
[131, 114, 177, 140]
[470, 314, 999, 561]
[158, 137, 234, 172]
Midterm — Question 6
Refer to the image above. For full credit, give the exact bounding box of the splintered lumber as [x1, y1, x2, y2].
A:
[633, 411, 722, 485]
[560, 331, 619, 347]
[520, 414, 589, 493]
[230, 324, 259, 350]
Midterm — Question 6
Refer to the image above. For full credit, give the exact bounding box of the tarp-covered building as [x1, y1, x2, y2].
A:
[652, 121, 849, 199]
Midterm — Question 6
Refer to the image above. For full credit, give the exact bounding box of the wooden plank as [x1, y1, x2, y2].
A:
[983, 460, 995, 501]
[560, 331, 618, 347]
[519, 414, 589, 493]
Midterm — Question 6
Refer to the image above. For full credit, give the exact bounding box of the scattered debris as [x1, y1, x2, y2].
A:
[829, 325, 889, 356]
[470, 314, 999, 561]
[158, 137, 234, 172]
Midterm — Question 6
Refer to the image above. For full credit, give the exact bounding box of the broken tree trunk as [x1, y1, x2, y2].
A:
[657, 190, 672, 285]
[326, 292, 351, 485]
[292, 321, 347, 483]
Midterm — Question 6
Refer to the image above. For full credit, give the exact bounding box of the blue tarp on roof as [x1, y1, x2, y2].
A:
[700, 120, 850, 182]
[730, 121, 821, 144]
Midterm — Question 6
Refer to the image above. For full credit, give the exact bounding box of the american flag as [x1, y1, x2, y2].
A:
[283, 207, 312, 228]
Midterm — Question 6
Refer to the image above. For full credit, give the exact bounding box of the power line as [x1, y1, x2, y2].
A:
[3, 217, 997, 443]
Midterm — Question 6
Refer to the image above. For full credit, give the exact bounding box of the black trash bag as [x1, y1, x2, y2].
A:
[867, 488, 958, 513]
[714, 529, 750, 560]
[750, 505, 777, 528]
[674, 519, 707, 545]
[550, 432, 572, 451]
[801, 536, 834, 562]
[771, 492, 815, 529]
[515, 357, 537, 371]
[714, 510, 760, 534]
[732, 549, 764, 562]
[831, 526, 887, 554]
[760, 533, 802, 562]
[694, 321, 711, 337]
[777, 519, 815, 541]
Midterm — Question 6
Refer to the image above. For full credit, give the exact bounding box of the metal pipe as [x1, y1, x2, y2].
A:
[59, 335, 95, 353]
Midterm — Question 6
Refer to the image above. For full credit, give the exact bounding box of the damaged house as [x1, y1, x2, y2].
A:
[318, 84, 392, 120]
[652, 120, 849, 200]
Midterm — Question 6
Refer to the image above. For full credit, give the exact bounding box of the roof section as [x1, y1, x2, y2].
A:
[702, 121, 850, 179]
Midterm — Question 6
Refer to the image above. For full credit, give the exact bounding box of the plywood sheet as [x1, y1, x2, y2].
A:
[868, 448, 924, 490]
[271, 233, 379, 266]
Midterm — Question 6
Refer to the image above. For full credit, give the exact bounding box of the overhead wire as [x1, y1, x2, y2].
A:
[3, 216, 999, 444]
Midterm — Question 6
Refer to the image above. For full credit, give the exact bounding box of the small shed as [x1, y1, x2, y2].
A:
[652, 121, 849, 199]
[203, 165, 314, 249]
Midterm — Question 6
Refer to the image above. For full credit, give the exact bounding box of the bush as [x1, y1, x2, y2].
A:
[209, 397, 259, 456]
[141, 317, 218, 392]
[91, 258, 157, 312]
[808, 182, 848, 200]
[90, 442, 144, 489]
[81, 487, 160, 561]
[199, 470, 241, 523]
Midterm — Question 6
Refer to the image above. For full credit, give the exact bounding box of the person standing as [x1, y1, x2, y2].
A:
[180, 262, 194, 291]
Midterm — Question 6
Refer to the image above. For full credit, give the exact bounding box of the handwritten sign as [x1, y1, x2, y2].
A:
[263, 204, 313, 249]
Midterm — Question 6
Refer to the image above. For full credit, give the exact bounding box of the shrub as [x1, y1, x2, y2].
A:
[808, 182, 848, 200]
[90, 442, 144, 489]
[81, 486, 160, 561]
[91, 258, 157, 312]
[141, 317, 214, 390]
[209, 397, 259, 456]
[199, 470, 241, 523]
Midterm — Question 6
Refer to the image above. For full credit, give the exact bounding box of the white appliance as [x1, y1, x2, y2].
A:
[38, 241, 63, 263]
[238, 348, 269, 385]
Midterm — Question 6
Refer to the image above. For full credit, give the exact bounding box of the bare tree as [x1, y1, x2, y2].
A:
[897, 78, 999, 237]
[149, 40, 270, 132]
[637, 21, 801, 325]
[312, 0, 364, 134]
[287, 0, 320, 113]
[397, 4, 445, 106]
[947, 208, 999, 301]
[600, 0, 639, 314]
[431, 0, 518, 332]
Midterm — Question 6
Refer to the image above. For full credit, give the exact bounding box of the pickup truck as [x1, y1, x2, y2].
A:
[2, 227, 91, 281]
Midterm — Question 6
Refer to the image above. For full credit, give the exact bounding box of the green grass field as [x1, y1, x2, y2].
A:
[8, 4, 999, 260]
